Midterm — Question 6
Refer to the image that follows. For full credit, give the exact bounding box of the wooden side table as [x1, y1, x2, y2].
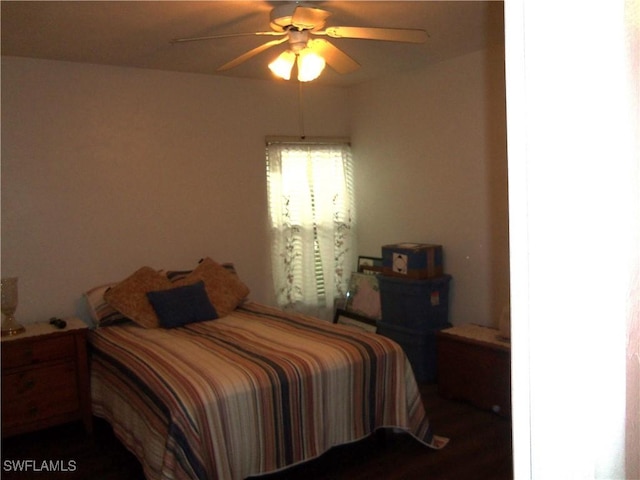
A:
[1, 317, 92, 437]
[436, 324, 511, 416]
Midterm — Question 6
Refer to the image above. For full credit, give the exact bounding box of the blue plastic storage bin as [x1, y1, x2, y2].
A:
[378, 274, 452, 330]
[377, 321, 450, 384]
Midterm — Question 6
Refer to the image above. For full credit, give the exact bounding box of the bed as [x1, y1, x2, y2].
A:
[85, 259, 446, 480]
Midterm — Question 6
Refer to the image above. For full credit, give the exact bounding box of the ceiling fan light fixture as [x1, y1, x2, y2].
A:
[268, 50, 296, 80]
[175, 3, 428, 82]
[296, 49, 325, 82]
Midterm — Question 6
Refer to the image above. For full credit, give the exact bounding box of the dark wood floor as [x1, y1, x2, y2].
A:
[1, 384, 512, 480]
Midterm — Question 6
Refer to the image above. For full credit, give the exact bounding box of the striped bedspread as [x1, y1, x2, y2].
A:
[89, 302, 444, 480]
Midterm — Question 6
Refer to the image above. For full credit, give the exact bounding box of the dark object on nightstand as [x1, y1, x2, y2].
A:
[49, 317, 67, 329]
[1, 318, 92, 437]
[437, 324, 511, 416]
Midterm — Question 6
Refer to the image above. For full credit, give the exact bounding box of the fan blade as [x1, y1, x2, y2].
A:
[307, 39, 360, 74]
[317, 26, 428, 44]
[291, 6, 331, 30]
[171, 31, 285, 44]
[218, 37, 288, 71]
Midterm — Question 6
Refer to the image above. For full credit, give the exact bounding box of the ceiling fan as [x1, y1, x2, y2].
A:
[171, 2, 428, 81]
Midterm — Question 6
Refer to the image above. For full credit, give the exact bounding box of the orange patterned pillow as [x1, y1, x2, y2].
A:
[173, 257, 249, 317]
[104, 266, 172, 328]
[84, 282, 130, 327]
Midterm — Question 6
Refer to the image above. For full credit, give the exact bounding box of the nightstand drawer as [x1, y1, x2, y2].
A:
[2, 362, 79, 428]
[1, 335, 75, 369]
[1, 318, 92, 437]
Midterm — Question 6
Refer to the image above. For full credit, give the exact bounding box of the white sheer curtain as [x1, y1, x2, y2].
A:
[266, 140, 356, 320]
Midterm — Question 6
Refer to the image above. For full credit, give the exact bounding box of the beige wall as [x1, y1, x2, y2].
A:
[350, 45, 509, 327]
[1, 46, 508, 329]
[1, 57, 350, 324]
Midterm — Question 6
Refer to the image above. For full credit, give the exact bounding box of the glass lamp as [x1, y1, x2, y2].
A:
[1, 277, 25, 336]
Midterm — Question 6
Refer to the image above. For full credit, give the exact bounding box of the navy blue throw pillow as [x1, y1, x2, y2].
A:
[146, 281, 218, 328]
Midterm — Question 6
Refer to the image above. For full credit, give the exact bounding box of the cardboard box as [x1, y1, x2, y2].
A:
[381, 243, 443, 279]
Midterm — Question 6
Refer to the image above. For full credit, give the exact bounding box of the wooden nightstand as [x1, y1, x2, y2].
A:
[437, 324, 511, 416]
[1, 318, 92, 437]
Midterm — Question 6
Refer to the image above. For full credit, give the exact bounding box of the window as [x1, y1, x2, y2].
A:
[266, 138, 356, 320]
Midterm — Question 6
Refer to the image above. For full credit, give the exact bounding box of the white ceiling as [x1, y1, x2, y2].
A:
[1, 1, 505, 87]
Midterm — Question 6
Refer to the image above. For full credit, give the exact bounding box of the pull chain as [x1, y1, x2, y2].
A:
[298, 81, 306, 139]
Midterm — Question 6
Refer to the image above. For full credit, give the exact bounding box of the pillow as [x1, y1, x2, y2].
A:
[173, 257, 250, 317]
[104, 267, 172, 328]
[147, 281, 218, 328]
[84, 283, 130, 327]
[163, 262, 239, 282]
[221, 262, 240, 277]
[164, 269, 193, 283]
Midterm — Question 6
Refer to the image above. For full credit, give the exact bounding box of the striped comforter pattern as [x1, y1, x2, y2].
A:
[89, 302, 439, 480]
